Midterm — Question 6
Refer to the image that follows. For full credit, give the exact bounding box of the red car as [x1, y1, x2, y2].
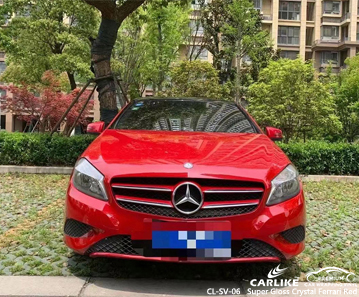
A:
[64, 98, 305, 263]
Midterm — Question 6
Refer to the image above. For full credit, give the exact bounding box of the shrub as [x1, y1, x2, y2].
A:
[0, 132, 95, 167]
[279, 141, 359, 175]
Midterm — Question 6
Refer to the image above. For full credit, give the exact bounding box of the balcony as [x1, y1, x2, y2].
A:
[341, 12, 350, 22]
[313, 39, 340, 46]
[260, 14, 272, 21]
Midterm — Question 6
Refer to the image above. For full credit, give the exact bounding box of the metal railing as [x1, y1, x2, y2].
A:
[313, 38, 340, 46]
[261, 14, 272, 21]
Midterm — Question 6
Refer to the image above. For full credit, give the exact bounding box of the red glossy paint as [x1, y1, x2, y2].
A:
[64, 100, 306, 262]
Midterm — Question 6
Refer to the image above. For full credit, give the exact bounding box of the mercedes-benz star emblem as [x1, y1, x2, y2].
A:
[172, 182, 203, 215]
[184, 163, 193, 169]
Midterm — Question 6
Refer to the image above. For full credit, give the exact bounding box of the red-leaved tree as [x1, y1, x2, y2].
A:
[0, 71, 93, 133]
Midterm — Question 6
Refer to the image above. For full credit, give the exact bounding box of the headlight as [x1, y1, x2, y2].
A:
[72, 158, 108, 201]
[267, 164, 300, 206]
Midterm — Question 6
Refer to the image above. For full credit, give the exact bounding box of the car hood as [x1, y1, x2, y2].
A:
[83, 130, 290, 185]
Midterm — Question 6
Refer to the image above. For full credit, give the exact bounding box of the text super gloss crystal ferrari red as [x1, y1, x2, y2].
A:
[64, 98, 305, 263]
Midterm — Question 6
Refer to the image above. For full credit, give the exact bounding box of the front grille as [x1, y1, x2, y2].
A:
[86, 235, 139, 255]
[64, 219, 93, 238]
[112, 177, 264, 218]
[86, 236, 283, 259]
[281, 226, 305, 244]
[236, 240, 284, 258]
[117, 200, 257, 218]
[112, 177, 264, 189]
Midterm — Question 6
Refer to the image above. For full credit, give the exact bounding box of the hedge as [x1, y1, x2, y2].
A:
[1, 132, 359, 175]
[0, 132, 95, 167]
[279, 141, 359, 175]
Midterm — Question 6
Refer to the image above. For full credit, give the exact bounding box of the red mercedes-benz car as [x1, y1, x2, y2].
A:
[64, 98, 305, 263]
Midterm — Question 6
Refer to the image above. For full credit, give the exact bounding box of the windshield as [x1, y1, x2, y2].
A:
[113, 99, 257, 134]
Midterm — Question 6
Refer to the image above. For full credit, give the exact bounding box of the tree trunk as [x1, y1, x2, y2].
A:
[85, 0, 146, 126]
[67, 72, 77, 90]
[157, 22, 164, 93]
[91, 18, 121, 126]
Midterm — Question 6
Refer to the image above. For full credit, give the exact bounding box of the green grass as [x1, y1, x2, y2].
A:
[0, 174, 358, 281]
[0, 174, 68, 235]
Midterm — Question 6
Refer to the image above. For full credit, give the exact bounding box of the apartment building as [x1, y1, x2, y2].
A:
[255, 0, 359, 72]
[187, 0, 359, 72]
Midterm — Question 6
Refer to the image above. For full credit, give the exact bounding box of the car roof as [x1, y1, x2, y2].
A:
[132, 97, 234, 104]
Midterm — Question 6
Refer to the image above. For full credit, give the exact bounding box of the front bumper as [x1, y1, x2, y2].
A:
[64, 184, 306, 263]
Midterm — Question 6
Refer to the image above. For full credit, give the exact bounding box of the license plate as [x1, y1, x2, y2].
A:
[151, 221, 231, 259]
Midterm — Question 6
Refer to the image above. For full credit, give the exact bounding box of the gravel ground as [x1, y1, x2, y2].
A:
[0, 174, 358, 282]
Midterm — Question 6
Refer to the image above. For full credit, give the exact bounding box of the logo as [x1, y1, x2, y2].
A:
[184, 163, 193, 169]
[268, 264, 288, 278]
[249, 264, 298, 287]
[306, 267, 356, 282]
[172, 182, 203, 214]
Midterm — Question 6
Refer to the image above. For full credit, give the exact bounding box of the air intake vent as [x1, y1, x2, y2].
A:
[281, 226, 305, 244]
[64, 219, 93, 238]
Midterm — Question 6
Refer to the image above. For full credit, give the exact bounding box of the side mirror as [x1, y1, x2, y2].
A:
[87, 121, 105, 135]
[265, 127, 283, 142]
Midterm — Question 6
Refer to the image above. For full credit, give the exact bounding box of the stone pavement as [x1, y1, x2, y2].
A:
[0, 276, 358, 297]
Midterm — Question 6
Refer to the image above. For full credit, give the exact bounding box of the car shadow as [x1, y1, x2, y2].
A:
[66, 254, 301, 295]
[67, 253, 301, 280]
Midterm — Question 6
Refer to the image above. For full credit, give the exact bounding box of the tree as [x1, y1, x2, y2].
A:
[111, 13, 149, 99]
[222, 0, 272, 100]
[111, 1, 190, 98]
[141, 1, 190, 94]
[0, 0, 98, 90]
[199, 0, 273, 92]
[248, 59, 341, 142]
[199, 0, 231, 82]
[0, 71, 93, 133]
[334, 55, 359, 142]
[162, 60, 231, 99]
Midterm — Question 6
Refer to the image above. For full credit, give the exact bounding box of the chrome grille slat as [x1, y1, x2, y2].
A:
[116, 198, 172, 208]
[204, 189, 263, 193]
[203, 202, 259, 209]
[113, 185, 171, 192]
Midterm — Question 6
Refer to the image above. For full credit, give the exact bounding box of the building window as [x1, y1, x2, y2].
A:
[189, 20, 204, 35]
[0, 115, 5, 130]
[322, 26, 339, 40]
[321, 51, 339, 64]
[280, 51, 299, 59]
[0, 52, 5, 59]
[279, 1, 301, 21]
[188, 45, 208, 61]
[0, 89, 5, 130]
[323, 1, 340, 15]
[242, 55, 252, 65]
[191, 0, 207, 10]
[253, 0, 262, 11]
[0, 61, 6, 74]
[278, 26, 300, 45]
[2, 14, 9, 25]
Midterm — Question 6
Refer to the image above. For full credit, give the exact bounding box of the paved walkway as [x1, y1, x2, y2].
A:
[0, 276, 357, 297]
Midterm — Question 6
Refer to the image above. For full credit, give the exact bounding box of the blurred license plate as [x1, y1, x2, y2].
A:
[151, 221, 231, 259]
